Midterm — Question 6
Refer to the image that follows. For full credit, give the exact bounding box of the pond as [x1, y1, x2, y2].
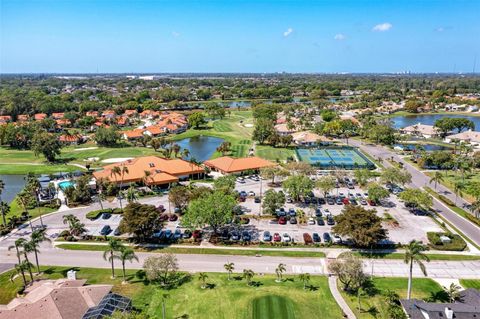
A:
[175, 136, 225, 162]
[0, 174, 26, 204]
[391, 114, 480, 130]
[394, 143, 451, 152]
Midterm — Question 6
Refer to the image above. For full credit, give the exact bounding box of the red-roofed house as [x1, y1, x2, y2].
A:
[101, 110, 116, 119]
[86, 111, 99, 117]
[52, 112, 65, 119]
[34, 113, 47, 121]
[122, 129, 145, 140]
[58, 134, 84, 145]
[204, 156, 275, 175]
[124, 109, 138, 117]
[0, 116, 12, 124]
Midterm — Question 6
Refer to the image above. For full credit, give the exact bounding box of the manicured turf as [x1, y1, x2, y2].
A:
[255, 145, 295, 162]
[56, 243, 326, 257]
[251, 295, 296, 319]
[460, 279, 480, 289]
[2, 267, 343, 318]
[6, 195, 57, 220]
[349, 251, 480, 261]
[341, 277, 445, 319]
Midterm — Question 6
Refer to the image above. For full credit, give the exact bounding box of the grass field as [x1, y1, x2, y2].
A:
[6, 196, 57, 220]
[460, 279, 480, 289]
[341, 277, 445, 319]
[2, 266, 343, 319]
[56, 243, 326, 258]
[425, 170, 480, 203]
[349, 251, 480, 261]
[255, 145, 295, 162]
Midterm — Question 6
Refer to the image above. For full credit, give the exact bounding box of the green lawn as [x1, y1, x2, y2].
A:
[460, 279, 480, 289]
[255, 145, 295, 162]
[349, 251, 480, 261]
[56, 243, 326, 258]
[6, 195, 57, 220]
[341, 277, 445, 319]
[425, 170, 480, 203]
[2, 266, 343, 319]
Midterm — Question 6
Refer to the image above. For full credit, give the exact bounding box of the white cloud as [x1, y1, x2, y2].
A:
[171, 31, 181, 37]
[334, 33, 346, 41]
[372, 23, 392, 32]
[283, 28, 293, 37]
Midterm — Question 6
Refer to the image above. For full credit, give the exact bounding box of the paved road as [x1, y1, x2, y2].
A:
[347, 139, 480, 248]
[1, 246, 480, 279]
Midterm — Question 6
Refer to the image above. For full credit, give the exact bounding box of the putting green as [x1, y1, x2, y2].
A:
[251, 295, 296, 319]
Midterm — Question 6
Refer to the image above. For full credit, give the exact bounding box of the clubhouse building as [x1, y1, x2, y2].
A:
[204, 156, 275, 175]
[93, 156, 204, 187]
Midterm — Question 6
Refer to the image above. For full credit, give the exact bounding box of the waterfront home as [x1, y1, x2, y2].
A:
[93, 156, 204, 187]
[204, 156, 275, 175]
[0, 278, 131, 319]
[445, 129, 480, 149]
[399, 123, 441, 139]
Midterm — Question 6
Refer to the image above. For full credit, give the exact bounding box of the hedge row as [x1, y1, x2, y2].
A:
[427, 232, 467, 251]
[86, 208, 123, 220]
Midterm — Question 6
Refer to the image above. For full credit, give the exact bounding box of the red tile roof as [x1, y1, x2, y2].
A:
[204, 156, 275, 174]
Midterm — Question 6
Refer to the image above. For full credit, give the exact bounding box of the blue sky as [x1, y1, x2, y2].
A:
[1, 0, 479, 73]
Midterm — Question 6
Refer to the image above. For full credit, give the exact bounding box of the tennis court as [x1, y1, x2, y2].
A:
[296, 147, 375, 169]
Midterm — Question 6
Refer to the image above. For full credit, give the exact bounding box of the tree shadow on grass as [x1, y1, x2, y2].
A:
[205, 283, 216, 289]
[306, 285, 319, 291]
[233, 275, 243, 281]
[250, 281, 263, 287]
[366, 306, 379, 317]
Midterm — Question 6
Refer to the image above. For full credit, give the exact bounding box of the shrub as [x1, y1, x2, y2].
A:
[86, 208, 112, 220]
[112, 208, 123, 214]
[438, 194, 455, 206]
[427, 232, 466, 251]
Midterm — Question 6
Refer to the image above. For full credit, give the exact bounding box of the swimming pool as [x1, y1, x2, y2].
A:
[296, 147, 375, 169]
[58, 180, 75, 190]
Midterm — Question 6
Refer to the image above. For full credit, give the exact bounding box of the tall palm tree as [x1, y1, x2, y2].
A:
[275, 263, 286, 282]
[29, 178, 44, 228]
[114, 247, 138, 283]
[243, 269, 255, 286]
[453, 181, 465, 206]
[224, 262, 234, 281]
[8, 238, 25, 264]
[16, 191, 33, 231]
[0, 179, 6, 226]
[11, 260, 32, 287]
[429, 171, 444, 190]
[198, 272, 208, 289]
[404, 240, 430, 300]
[299, 273, 310, 290]
[181, 148, 190, 160]
[110, 166, 122, 205]
[30, 228, 51, 273]
[62, 214, 78, 228]
[125, 186, 138, 203]
[117, 166, 130, 209]
[444, 283, 462, 303]
[142, 170, 153, 186]
[18, 240, 34, 282]
[470, 200, 480, 219]
[0, 202, 10, 228]
[103, 238, 124, 278]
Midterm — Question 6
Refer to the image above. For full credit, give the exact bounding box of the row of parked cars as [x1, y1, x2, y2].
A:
[262, 230, 342, 244]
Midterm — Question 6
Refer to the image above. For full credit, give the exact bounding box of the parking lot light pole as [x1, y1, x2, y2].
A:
[259, 176, 263, 215]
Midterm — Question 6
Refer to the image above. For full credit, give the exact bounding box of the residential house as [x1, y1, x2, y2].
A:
[0, 115, 12, 124]
[59, 134, 84, 145]
[101, 110, 116, 120]
[274, 123, 296, 136]
[0, 278, 131, 319]
[291, 131, 330, 146]
[400, 123, 441, 139]
[123, 109, 138, 117]
[445, 129, 480, 149]
[85, 111, 99, 118]
[122, 128, 145, 141]
[400, 288, 480, 319]
[34, 113, 47, 121]
[17, 114, 29, 122]
[51, 112, 65, 120]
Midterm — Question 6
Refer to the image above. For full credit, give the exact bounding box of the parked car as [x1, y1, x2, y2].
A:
[327, 198, 335, 205]
[317, 217, 325, 226]
[254, 196, 261, 203]
[273, 233, 281, 242]
[367, 199, 377, 206]
[277, 208, 286, 216]
[303, 233, 313, 244]
[100, 225, 111, 235]
[164, 229, 173, 239]
[286, 197, 293, 203]
[182, 229, 192, 239]
[315, 208, 322, 217]
[342, 198, 350, 205]
[288, 208, 296, 216]
[242, 231, 251, 241]
[282, 233, 292, 242]
[192, 230, 202, 239]
[327, 216, 335, 225]
[173, 229, 182, 239]
[278, 216, 287, 225]
[336, 198, 343, 205]
[332, 234, 342, 244]
[168, 214, 178, 221]
[289, 217, 297, 224]
[101, 213, 111, 220]
[312, 233, 321, 243]
[156, 205, 166, 212]
[263, 231, 272, 241]
[159, 214, 169, 221]
[308, 217, 316, 225]
[230, 231, 240, 241]
[360, 199, 368, 205]
[323, 232, 332, 243]
[236, 177, 245, 183]
[113, 227, 121, 236]
[318, 197, 326, 204]
[248, 191, 255, 197]
[347, 182, 354, 189]
[239, 191, 248, 197]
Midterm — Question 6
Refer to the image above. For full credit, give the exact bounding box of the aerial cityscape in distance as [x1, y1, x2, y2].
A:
[1, 1, 480, 319]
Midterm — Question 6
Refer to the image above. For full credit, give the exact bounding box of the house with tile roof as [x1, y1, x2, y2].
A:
[122, 128, 145, 140]
[59, 134, 85, 145]
[400, 123, 441, 139]
[34, 113, 48, 121]
[445, 129, 480, 149]
[291, 131, 331, 146]
[52, 112, 65, 119]
[0, 278, 131, 319]
[0, 115, 12, 124]
[204, 156, 275, 175]
[93, 156, 205, 187]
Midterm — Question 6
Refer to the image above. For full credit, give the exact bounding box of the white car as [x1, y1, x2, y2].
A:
[248, 191, 256, 197]
[332, 235, 342, 244]
[308, 217, 316, 225]
[282, 233, 292, 242]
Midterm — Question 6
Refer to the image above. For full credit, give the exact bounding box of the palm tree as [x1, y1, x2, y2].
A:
[142, 170, 153, 186]
[172, 144, 181, 158]
[0, 179, 6, 227]
[114, 247, 138, 283]
[0, 202, 10, 228]
[17, 239, 34, 282]
[275, 263, 286, 282]
[182, 148, 190, 160]
[103, 238, 124, 278]
[29, 178, 45, 228]
[404, 240, 430, 300]
[444, 283, 462, 303]
[224, 262, 234, 281]
[62, 214, 78, 228]
[8, 238, 25, 264]
[429, 171, 444, 190]
[125, 186, 138, 203]
[299, 273, 310, 290]
[198, 272, 208, 289]
[243, 269, 255, 286]
[11, 260, 32, 287]
[16, 191, 32, 231]
[470, 200, 480, 219]
[30, 228, 51, 273]
[117, 166, 130, 210]
[453, 181, 465, 206]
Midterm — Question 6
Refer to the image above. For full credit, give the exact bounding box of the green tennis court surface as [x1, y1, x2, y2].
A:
[296, 147, 375, 169]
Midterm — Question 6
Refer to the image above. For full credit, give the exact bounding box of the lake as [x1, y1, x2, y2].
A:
[394, 143, 451, 152]
[175, 136, 225, 162]
[0, 174, 26, 204]
[391, 114, 480, 130]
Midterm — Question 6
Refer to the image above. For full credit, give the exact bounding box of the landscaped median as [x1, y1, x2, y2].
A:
[55, 243, 327, 258]
[2, 266, 343, 318]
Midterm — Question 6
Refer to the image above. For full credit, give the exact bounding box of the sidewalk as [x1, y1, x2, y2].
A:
[328, 275, 356, 319]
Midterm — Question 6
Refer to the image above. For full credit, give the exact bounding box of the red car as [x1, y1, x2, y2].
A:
[273, 233, 281, 242]
[367, 199, 376, 206]
[278, 216, 287, 225]
[342, 198, 350, 205]
[192, 230, 202, 239]
[159, 213, 169, 221]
